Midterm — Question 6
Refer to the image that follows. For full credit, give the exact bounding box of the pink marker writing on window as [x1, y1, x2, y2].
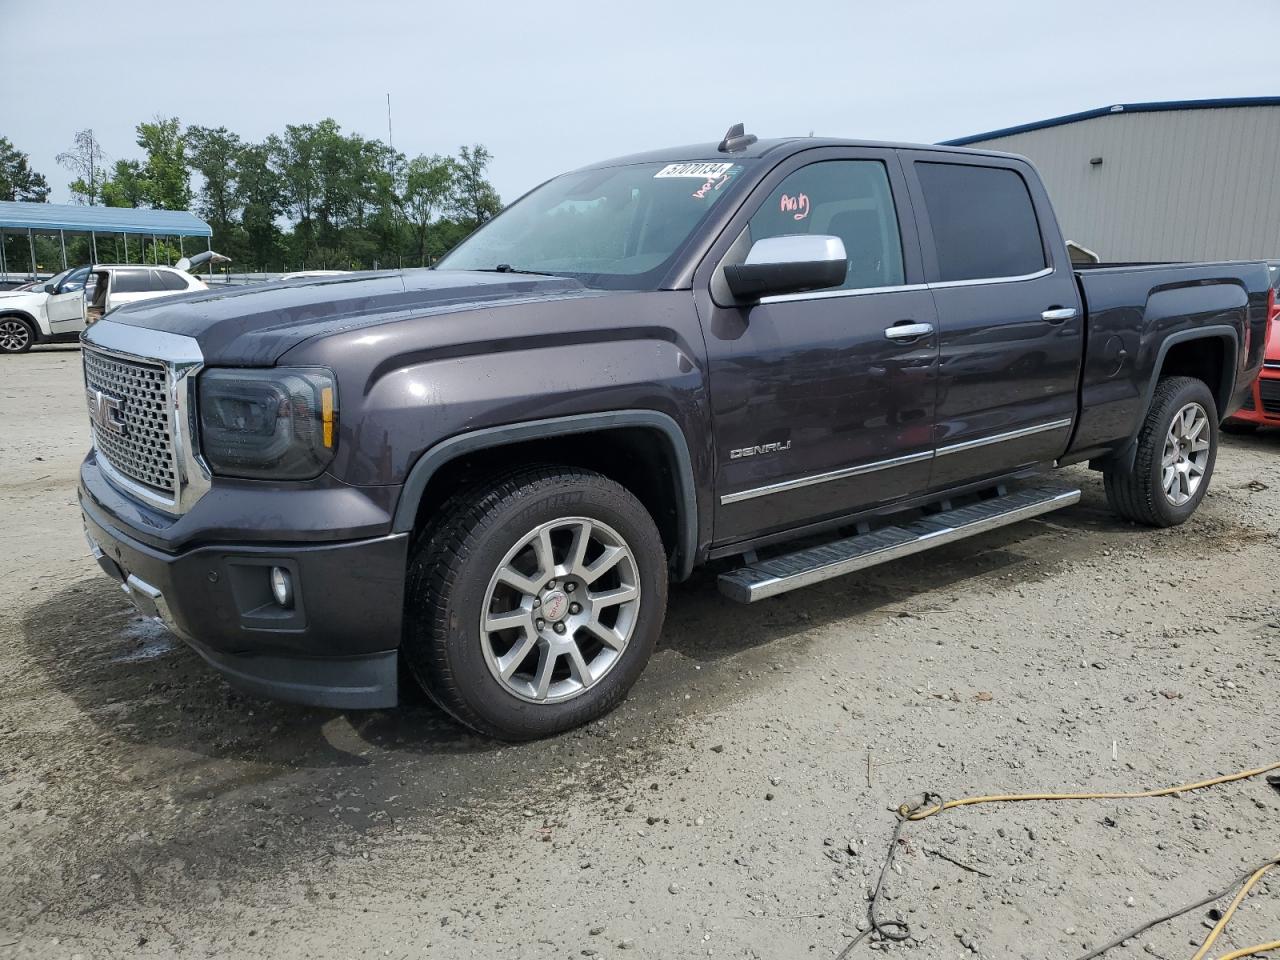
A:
[780, 192, 810, 221]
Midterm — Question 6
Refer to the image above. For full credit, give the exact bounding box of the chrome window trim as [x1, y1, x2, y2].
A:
[759, 283, 929, 305]
[1263, 361, 1280, 370]
[720, 450, 933, 505]
[753, 267, 1054, 306]
[720, 419, 1072, 505]
[81, 320, 212, 516]
[934, 418, 1072, 456]
[928, 266, 1053, 290]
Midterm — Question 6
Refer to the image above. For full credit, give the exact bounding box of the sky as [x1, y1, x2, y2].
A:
[2, 0, 1278, 207]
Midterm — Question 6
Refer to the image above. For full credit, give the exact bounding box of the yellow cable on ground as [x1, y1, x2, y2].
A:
[848, 761, 1280, 960]
[1194, 860, 1278, 960]
[1215, 941, 1280, 960]
[898, 759, 1280, 821]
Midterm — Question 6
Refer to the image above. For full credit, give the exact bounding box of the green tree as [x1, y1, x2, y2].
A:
[136, 116, 191, 209]
[236, 143, 284, 269]
[402, 154, 457, 265]
[186, 125, 242, 236]
[0, 137, 50, 202]
[453, 144, 502, 227]
[56, 129, 107, 204]
[101, 159, 148, 208]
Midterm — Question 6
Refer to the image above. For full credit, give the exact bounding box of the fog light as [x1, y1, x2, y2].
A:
[270, 566, 293, 608]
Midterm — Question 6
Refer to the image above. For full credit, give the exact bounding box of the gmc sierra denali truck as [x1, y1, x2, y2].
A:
[79, 126, 1271, 740]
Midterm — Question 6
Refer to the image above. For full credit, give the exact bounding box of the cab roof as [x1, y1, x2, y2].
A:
[581, 136, 1024, 171]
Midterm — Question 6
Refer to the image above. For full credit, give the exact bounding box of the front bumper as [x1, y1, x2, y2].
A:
[80, 463, 409, 710]
[1227, 367, 1280, 425]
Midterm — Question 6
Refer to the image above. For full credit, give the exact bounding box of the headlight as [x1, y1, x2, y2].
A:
[198, 367, 338, 479]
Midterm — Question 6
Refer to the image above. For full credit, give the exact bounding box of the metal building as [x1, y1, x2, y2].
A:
[942, 97, 1280, 262]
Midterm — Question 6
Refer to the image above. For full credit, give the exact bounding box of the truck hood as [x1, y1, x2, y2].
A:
[95, 270, 613, 366]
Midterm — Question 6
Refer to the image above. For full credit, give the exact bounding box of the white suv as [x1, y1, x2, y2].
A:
[0, 263, 208, 354]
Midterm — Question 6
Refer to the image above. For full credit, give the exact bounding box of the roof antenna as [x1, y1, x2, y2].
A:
[717, 122, 757, 153]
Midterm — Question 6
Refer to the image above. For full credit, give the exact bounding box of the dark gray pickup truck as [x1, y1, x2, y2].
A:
[79, 126, 1271, 739]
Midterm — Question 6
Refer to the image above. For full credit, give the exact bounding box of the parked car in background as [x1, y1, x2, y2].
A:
[79, 129, 1269, 739]
[0, 265, 96, 352]
[82, 264, 208, 326]
[0, 254, 226, 353]
[1224, 260, 1280, 430]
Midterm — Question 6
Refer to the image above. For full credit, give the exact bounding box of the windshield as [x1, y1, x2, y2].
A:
[437, 160, 753, 289]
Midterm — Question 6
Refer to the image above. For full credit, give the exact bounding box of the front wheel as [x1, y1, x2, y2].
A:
[0, 317, 34, 354]
[404, 466, 668, 740]
[1104, 376, 1218, 527]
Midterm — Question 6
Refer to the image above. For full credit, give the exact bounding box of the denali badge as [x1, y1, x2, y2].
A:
[87, 388, 127, 436]
[730, 440, 791, 460]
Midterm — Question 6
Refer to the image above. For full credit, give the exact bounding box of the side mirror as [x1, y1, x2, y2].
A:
[44, 282, 56, 294]
[723, 235, 848, 301]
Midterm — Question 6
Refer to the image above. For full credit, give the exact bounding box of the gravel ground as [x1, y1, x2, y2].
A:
[1, 345, 1277, 960]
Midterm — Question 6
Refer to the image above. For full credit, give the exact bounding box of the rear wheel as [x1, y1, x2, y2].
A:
[404, 466, 668, 740]
[1104, 376, 1217, 527]
[0, 317, 33, 354]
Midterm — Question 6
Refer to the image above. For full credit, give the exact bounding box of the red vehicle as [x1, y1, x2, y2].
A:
[1227, 261, 1280, 431]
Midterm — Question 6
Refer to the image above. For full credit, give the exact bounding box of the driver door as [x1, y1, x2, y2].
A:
[694, 149, 939, 547]
[46, 266, 89, 335]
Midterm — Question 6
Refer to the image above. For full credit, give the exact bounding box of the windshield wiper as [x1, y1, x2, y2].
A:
[480, 264, 558, 277]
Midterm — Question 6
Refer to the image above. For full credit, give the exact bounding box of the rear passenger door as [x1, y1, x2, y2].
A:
[902, 153, 1083, 491]
[108, 268, 172, 308]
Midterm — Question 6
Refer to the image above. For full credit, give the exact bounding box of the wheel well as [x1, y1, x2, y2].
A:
[0, 310, 37, 329]
[1157, 336, 1229, 412]
[409, 427, 684, 568]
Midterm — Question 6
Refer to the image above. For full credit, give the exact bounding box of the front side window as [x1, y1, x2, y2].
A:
[916, 162, 1046, 282]
[746, 160, 905, 290]
[56, 266, 90, 294]
[436, 160, 754, 289]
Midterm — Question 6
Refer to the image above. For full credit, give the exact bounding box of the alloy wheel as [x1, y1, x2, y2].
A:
[479, 516, 641, 704]
[0, 319, 30, 352]
[1161, 402, 1211, 506]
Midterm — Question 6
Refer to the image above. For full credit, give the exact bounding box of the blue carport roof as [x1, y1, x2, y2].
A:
[0, 201, 211, 237]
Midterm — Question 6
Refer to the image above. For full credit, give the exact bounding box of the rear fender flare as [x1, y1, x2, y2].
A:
[1110, 325, 1238, 471]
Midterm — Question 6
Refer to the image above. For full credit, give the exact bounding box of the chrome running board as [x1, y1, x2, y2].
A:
[717, 484, 1081, 603]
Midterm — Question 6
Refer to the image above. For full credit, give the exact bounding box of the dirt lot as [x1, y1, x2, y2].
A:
[1, 344, 1277, 960]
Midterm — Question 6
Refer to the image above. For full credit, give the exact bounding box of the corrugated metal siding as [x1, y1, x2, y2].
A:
[963, 106, 1280, 261]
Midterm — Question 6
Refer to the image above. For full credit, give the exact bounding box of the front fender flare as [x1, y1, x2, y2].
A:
[391, 410, 699, 579]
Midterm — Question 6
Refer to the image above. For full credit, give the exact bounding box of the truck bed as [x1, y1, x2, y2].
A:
[1066, 260, 1271, 462]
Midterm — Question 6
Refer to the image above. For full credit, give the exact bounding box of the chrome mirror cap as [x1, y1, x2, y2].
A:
[745, 234, 846, 266]
[725, 234, 849, 301]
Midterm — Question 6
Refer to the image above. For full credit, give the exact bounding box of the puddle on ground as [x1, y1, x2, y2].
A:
[108, 618, 177, 663]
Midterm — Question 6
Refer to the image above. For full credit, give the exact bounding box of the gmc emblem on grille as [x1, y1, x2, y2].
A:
[87, 388, 127, 436]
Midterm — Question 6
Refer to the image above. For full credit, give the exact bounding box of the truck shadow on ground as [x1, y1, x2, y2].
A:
[14, 482, 1254, 912]
[18, 495, 1123, 775]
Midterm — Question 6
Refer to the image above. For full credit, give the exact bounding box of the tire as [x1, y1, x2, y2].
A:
[403, 466, 668, 740]
[1103, 376, 1218, 527]
[0, 316, 34, 354]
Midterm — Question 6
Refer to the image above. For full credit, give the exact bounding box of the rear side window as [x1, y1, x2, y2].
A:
[916, 162, 1046, 282]
[748, 160, 905, 291]
[158, 270, 189, 291]
[111, 269, 152, 293]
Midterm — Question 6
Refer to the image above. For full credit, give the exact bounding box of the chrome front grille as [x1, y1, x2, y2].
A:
[83, 347, 177, 496]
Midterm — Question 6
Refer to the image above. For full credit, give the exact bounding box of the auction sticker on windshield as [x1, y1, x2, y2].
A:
[654, 162, 736, 179]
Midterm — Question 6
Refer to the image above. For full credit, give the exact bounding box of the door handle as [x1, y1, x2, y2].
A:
[884, 321, 934, 341]
[1041, 307, 1078, 323]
